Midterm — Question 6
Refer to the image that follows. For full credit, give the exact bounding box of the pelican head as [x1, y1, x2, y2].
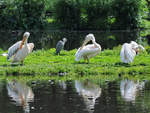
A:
[130, 41, 140, 54]
[85, 34, 95, 42]
[130, 41, 138, 48]
[22, 32, 30, 44]
[23, 32, 30, 38]
[82, 33, 95, 47]
[63, 38, 67, 43]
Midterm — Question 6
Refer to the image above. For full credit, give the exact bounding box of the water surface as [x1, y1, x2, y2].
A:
[0, 79, 149, 113]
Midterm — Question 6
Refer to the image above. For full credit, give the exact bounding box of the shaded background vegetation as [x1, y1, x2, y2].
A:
[0, 0, 150, 50]
[55, 0, 147, 30]
[0, 0, 148, 30]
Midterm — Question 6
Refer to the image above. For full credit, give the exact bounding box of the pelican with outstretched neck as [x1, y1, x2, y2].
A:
[6, 32, 34, 65]
[120, 41, 144, 63]
[75, 34, 101, 63]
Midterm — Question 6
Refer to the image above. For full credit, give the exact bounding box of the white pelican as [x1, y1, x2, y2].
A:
[75, 34, 101, 63]
[7, 79, 34, 113]
[7, 32, 34, 64]
[120, 41, 144, 63]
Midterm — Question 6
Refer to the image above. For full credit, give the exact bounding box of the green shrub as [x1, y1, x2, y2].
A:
[54, 0, 81, 30]
[84, 0, 113, 30]
[0, 0, 149, 31]
[54, 0, 148, 30]
[145, 46, 150, 54]
[0, 0, 45, 30]
[112, 0, 148, 30]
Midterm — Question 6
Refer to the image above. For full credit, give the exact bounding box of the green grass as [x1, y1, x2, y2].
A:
[0, 47, 150, 81]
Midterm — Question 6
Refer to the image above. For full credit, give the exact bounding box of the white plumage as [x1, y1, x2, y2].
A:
[7, 41, 22, 60]
[7, 32, 34, 64]
[75, 34, 101, 63]
[120, 41, 144, 63]
[75, 80, 101, 113]
[7, 80, 34, 113]
[120, 79, 145, 102]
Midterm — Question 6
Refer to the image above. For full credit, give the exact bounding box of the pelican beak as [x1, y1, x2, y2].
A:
[22, 36, 27, 42]
[19, 36, 27, 49]
[22, 36, 27, 45]
[135, 49, 139, 55]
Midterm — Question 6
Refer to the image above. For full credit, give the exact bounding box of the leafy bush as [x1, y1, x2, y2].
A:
[0, 0, 45, 30]
[145, 46, 150, 54]
[0, 0, 149, 31]
[112, 0, 148, 30]
[54, 0, 148, 30]
[84, 0, 113, 30]
[54, 0, 81, 30]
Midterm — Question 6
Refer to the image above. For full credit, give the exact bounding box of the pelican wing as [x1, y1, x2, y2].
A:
[86, 44, 101, 58]
[75, 46, 88, 61]
[27, 43, 34, 53]
[7, 41, 22, 60]
[120, 43, 136, 63]
[75, 44, 100, 61]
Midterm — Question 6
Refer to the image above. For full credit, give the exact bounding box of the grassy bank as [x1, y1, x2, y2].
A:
[0, 47, 150, 80]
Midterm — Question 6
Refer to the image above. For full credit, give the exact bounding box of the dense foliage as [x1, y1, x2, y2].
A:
[0, 0, 149, 30]
[0, 0, 45, 30]
[54, 0, 149, 30]
[54, 0, 81, 29]
[0, 0, 149, 49]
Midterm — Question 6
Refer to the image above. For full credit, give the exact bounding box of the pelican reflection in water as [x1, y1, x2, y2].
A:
[75, 80, 101, 113]
[7, 80, 34, 113]
[58, 80, 67, 90]
[120, 79, 145, 102]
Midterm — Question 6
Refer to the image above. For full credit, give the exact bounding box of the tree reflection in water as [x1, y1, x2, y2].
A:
[75, 80, 101, 113]
[120, 79, 145, 102]
[7, 79, 34, 113]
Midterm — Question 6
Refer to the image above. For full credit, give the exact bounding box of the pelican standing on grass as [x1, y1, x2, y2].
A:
[6, 32, 34, 65]
[75, 34, 101, 63]
[56, 38, 67, 55]
[120, 41, 144, 63]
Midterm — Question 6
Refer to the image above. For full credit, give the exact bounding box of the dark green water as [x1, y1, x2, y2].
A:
[0, 79, 149, 113]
